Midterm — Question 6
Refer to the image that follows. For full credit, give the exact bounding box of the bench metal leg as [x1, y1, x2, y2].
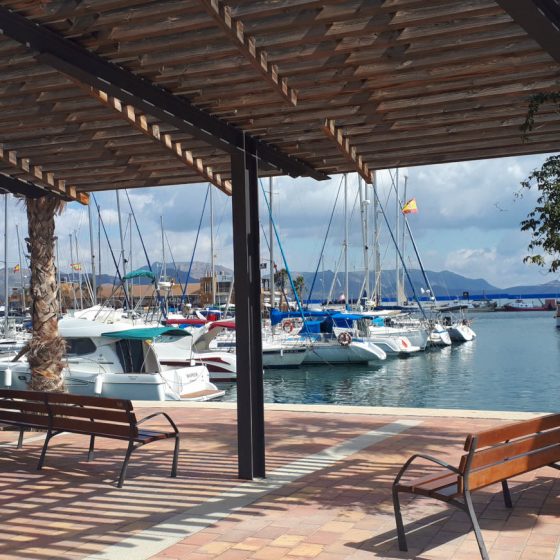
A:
[464, 490, 489, 560]
[392, 487, 408, 551]
[501, 480, 512, 508]
[171, 435, 179, 478]
[88, 435, 95, 461]
[118, 441, 135, 488]
[38, 430, 54, 470]
[17, 428, 24, 449]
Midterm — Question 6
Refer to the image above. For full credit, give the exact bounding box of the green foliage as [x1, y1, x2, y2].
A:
[293, 275, 305, 298]
[520, 92, 560, 140]
[520, 155, 560, 272]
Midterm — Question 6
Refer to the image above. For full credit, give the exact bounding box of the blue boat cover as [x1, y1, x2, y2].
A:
[101, 327, 191, 340]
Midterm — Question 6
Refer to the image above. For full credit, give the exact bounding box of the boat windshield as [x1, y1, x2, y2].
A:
[65, 337, 96, 356]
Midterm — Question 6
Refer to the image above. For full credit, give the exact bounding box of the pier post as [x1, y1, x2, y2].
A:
[230, 139, 265, 479]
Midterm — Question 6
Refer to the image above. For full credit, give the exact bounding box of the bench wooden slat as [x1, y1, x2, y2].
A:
[468, 444, 560, 491]
[467, 414, 560, 450]
[51, 417, 135, 438]
[47, 393, 132, 410]
[397, 472, 458, 494]
[462, 427, 560, 471]
[0, 410, 50, 427]
[0, 400, 49, 413]
[48, 403, 132, 423]
[0, 389, 46, 401]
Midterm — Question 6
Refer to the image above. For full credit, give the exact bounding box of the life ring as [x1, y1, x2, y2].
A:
[338, 332, 352, 346]
[282, 320, 294, 333]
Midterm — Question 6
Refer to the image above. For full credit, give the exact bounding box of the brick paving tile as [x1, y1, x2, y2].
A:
[232, 537, 270, 551]
[270, 534, 306, 547]
[198, 540, 235, 555]
[519, 546, 558, 560]
[249, 545, 291, 559]
[286, 543, 324, 557]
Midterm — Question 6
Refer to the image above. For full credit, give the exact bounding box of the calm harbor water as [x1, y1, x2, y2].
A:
[217, 312, 560, 412]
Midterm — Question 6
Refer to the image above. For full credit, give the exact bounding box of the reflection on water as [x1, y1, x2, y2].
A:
[217, 312, 560, 412]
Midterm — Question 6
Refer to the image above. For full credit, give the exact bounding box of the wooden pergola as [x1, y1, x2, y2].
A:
[0, 0, 559, 480]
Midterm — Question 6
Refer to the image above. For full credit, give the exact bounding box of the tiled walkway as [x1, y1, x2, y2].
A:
[0, 403, 558, 560]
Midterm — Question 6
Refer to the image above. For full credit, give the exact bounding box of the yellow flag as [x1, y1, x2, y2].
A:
[402, 198, 418, 214]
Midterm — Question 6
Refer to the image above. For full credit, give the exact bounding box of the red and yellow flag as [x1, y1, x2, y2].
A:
[13, 264, 20, 273]
[71, 263, 82, 271]
[401, 198, 418, 214]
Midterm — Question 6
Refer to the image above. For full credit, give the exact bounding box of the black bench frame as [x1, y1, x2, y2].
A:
[0, 389, 180, 488]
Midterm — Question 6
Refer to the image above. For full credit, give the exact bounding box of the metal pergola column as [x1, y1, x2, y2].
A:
[231, 140, 265, 479]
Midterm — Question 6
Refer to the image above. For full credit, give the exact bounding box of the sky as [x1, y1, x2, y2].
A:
[2, 151, 559, 290]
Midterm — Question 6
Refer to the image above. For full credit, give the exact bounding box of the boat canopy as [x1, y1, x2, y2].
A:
[122, 270, 156, 281]
[101, 327, 191, 340]
[270, 308, 328, 326]
[331, 313, 384, 326]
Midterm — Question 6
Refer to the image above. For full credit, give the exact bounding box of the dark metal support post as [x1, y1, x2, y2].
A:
[231, 140, 265, 480]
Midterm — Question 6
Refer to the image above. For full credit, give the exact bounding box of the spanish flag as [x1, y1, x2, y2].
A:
[401, 198, 418, 214]
[71, 263, 82, 271]
[13, 264, 20, 273]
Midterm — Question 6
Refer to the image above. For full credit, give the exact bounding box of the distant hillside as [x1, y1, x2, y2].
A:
[2, 264, 559, 302]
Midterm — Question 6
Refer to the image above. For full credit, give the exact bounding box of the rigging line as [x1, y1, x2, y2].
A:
[373, 188, 427, 320]
[308, 174, 344, 303]
[260, 181, 309, 332]
[91, 193, 131, 310]
[164, 230, 185, 295]
[387, 171, 434, 299]
[181, 183, 210, 304]
[124, 189, 167, 319]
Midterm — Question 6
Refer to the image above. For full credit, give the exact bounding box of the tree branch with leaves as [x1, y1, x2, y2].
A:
[519, 93, 560, 273]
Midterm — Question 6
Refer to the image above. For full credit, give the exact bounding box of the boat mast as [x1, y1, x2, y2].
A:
[129, 214, 133, 310]
[3, 194, 8, 336]
[400, 175, 408, 302]
[344, 173, 349, 309]
[74, 232, 83, 310]
[69, 233, 77, 309]
[160, 215, 166, 280]
[116, 191, 129, 306]
[373, 171, 381, 305]
[209, 184, 215, 306]
[359, 176, 370, 307]
[269, 176, 275, 315]
[55, 237, 62, 314]
[16, 224, 25, 311]
[394, 168, 400, 305]
[88, 201, 97, 305]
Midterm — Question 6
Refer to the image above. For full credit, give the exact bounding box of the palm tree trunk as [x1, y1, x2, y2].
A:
[26, 196, 66, 392]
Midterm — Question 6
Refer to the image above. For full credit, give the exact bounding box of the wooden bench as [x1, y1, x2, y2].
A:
[0, 389, 180, 488]
[392, 414, 560, 560]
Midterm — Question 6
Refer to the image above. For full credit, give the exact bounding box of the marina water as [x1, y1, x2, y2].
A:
[217, 311, 560, 412]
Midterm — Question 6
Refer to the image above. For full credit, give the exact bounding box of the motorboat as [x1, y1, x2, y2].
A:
[502, 298, 557, 312]
[0, 318, 224, 401]
[427, 322, 452, 347]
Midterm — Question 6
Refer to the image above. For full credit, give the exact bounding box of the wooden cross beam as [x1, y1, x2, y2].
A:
[201, 0, 298, 107]
[89, 87, 232, 196]
[322, 119, 373, 184]
[0, 146, 89, 204]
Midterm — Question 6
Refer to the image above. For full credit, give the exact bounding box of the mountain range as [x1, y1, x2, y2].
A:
[5, 262, 560, 300]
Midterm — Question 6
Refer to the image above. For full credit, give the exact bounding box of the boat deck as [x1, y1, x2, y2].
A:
[0, 403, 558, 560]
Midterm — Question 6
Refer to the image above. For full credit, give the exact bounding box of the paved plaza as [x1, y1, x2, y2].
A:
[0, 403, 558, 560]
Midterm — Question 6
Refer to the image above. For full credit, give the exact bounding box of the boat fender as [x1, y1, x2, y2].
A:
[337, 332, 352, 346]
[282, 320, 294, 333]
[3, 368, 12, 387]
[94, 375, 103, 395]
[401, 338, 408, 348]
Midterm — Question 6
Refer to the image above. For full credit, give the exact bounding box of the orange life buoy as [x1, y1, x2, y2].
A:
[282, 320, 294, 333]
[337, 332, 352, 346]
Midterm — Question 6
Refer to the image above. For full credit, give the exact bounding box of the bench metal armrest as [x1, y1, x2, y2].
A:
[136, 412, 179, 434]
[394, 453, 461, 485]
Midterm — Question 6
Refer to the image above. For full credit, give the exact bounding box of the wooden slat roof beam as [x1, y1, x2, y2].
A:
[89, 87, 232, 195]
[0, 146, 88, 204]
[201, 0, 298, 107]
[322, 119, 372, 184]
